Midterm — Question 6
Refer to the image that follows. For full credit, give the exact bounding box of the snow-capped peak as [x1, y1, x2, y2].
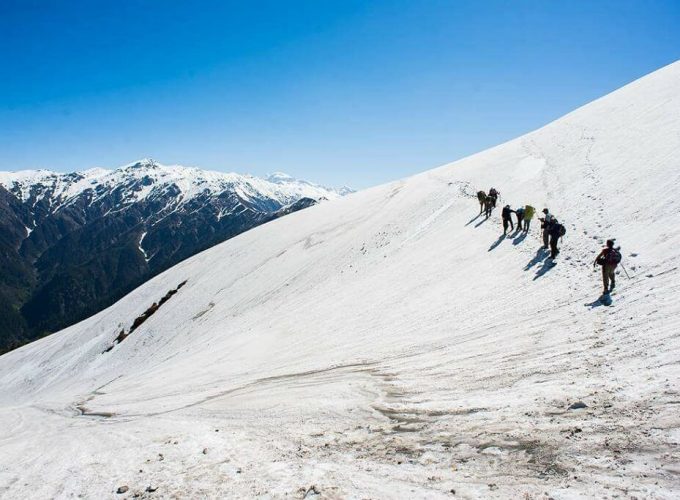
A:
[266, 171, 296, 184]
[0, 161, 353, 212]
[123, 158, 158, 169]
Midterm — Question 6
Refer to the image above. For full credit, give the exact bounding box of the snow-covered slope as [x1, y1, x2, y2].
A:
[1, 62, 680, 498]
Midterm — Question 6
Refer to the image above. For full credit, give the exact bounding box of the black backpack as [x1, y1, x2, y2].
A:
[597, 247, 622, 266]
[558, 224, 566, 237]
[605, 248, 622, 266]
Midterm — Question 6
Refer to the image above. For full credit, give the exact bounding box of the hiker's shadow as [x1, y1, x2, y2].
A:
[488, 234, 506, 251]
[585, 299, 605, 309]
[533, 258, 556, 280]
[513, 231, 527, 245]
[525, 248, 548, 271]
[475, 215, 491, 228]
[465, 213, 482, 226]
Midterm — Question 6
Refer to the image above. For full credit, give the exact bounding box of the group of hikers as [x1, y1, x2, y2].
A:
[476, 187, 623, 296]
[500, 204, 535, 234]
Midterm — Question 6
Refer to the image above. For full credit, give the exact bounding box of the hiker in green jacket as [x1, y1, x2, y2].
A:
[523, 205, 535, 232]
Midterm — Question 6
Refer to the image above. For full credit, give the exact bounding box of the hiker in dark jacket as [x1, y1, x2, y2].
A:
[515, 207, 525, 231]
[501, 205, 514, 235]
[484, 196, 495, 218]
[594, 239, 621, 294]
[477, 191, 487, 214]
[547, 218, 563, 259]
[488, 188, 499, 208]
[539, 208, 553, 249]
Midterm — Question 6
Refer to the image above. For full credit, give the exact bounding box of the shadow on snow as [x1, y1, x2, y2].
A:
[466, 213, 483, 226]
[474, 215, 491, 228]
[584, 298, 606, 308]
[533, 257, 556, 280]
[512, 231, 528, 245]
[525, 247, 557, 280]
[488, 234, 506, 251]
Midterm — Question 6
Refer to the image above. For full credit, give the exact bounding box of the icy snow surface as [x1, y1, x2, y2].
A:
[1, 62, 680, 498]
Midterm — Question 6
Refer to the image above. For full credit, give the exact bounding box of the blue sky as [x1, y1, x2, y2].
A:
[1, 1, 679, 189]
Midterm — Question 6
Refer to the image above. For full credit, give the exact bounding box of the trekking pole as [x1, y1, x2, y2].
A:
[620, 262, 631, 279]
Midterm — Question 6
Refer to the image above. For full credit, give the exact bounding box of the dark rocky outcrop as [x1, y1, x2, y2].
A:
[103, 281, 187, 352]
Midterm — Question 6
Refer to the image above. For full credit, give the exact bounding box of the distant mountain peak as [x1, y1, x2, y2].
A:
[266, 172, 296, 184]
[123, 158, 159, 170]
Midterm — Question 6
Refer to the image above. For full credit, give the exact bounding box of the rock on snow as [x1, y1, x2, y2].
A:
[1, 62, 680, 498]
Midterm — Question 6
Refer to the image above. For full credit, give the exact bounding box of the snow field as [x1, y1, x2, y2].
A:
[0, 62, 679, 498]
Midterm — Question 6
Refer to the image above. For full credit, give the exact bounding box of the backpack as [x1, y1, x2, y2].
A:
[605, 248, 622, 266]
[597, 248, 622, 266]
[558, 224, 566, 237]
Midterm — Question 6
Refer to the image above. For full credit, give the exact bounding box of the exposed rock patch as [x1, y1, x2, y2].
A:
[103, 281, 187, 352]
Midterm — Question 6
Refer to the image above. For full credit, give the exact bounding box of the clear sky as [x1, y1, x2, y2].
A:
[1, 1, 679, 189]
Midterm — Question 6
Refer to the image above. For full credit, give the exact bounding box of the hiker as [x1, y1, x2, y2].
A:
[501, 205, 515, 235]
[484, 196, 494, 218]
[477, 191, 487, 214]
[515, 206, 525, 231]
[488, 188, 499, 208]
[539, 208, 553, 249]
[594, 239, 622, 294]
[547, 218, 565, 259]
[523, 205, 535, 232]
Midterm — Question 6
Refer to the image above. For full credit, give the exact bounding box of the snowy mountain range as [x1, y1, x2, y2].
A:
[0, 159, 352, 352]
[1, 61, 679, 498]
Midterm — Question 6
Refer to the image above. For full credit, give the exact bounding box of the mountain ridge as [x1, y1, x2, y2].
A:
[0, 160, 352, 353]
[0, 158, 350, 214]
